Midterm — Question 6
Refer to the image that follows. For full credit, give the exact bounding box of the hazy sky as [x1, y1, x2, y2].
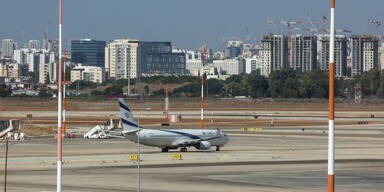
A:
[0, 0, 383, 50]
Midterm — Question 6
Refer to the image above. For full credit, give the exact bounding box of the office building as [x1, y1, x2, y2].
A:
[105, 39, 140, 79]
[183, 50, 203, 75]
[245, 55, 261, 74]
[71, 64, 105, 83]
[290, 35, 317, 72]
[260, 35, 288, 77]
[318, 34, 348, 77]
[71, 39, 106, 67]
[224, 41, 243, 59]
[212, 58, 245, 75]
[351, 35, 379, 76]
[224, 46, 241, 59]
[140, 41, 185, 75]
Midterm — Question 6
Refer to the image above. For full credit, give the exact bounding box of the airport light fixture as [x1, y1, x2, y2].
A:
[328, 0, 335, 192]
[201, 53, 204, 130]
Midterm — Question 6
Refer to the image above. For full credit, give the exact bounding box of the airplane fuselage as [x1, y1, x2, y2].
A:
[126, 129, 229, 149]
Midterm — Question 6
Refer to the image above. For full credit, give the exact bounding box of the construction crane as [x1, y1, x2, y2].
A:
[294, 27, 352, 34]
[265, 20, 301, 37]
[220, 27, 227, 50]
[266, 20, 301, 67]
[368, 19, 382, 38]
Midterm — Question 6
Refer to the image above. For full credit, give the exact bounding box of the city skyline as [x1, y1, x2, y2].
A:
[0, 0, 383, 51]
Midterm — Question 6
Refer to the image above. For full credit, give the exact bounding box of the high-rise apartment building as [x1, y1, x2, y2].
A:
[38, 51, 57, 84]
[260, 35, 288, 77]
[351, 35, 379, 76]
[13, 50, 24, 64]
[290, 35, 317, 72]
[25, 52, 39, 72]
[71, 39, 106, 67]
[28, 40, 40, 49]
[105, 39, 140, 79]
[140, 41, 185, 75]
[380, 43, 384, 71]
[318, 34, 348, 77]
[2, 39, 15, 58]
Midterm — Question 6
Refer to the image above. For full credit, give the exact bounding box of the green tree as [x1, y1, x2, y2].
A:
[0, 84, 11, 97]
[104, 85, 123, 95]
[224, 75, 243, 84]
[206, 79, 224, 95]
[299, 69, 328, 98]
[360, 69, 380, 96]
[225, 82, 244, 97]
[173, 83, 200, 96]
[144, 85, 150, 96]
[241, 73, 268, 98]
[268, 69, 300, 98]
[39, 88, 52, 98]
[153, 88, 165, 97]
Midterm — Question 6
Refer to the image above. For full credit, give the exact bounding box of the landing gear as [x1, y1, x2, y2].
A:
[216, 146, 220, 151]
[180, 147, 188, 152]
[161, 147, 169, 152]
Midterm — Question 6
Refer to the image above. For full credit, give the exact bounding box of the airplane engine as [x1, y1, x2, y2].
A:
[195, 141, 211, 150]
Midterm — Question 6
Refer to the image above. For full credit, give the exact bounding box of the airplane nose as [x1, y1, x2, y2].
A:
[224, 135, 229, 143]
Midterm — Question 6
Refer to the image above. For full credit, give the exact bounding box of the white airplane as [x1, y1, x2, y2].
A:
[118, 98, 229, 152]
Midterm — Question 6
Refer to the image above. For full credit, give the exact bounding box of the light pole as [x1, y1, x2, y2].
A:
[328, 0, 335, 192]
[3, 137, 8, 192]
[137, 112, 141, 192]
[57, 0, 63, 191]
[127, 67, 130, 97]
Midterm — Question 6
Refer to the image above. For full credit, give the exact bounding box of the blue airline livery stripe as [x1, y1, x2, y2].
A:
[159, 130, 200, 139]
[119, 102, 130, 112]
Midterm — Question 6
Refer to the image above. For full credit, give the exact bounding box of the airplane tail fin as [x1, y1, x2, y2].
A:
[118, 98, 140, 131]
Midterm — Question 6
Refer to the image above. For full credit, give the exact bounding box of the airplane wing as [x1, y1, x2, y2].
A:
[107, 135, 126, 139]
[122, 128, 142, 136]
[172, 129, 222, 147]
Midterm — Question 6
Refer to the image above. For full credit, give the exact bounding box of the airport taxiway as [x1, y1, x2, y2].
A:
[1, 134, 384, 192]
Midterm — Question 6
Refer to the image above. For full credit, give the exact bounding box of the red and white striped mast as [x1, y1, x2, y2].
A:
[63, 50, 67, 137]
[328, 0, 335, 191]
[165, 85, 169, 123]
[57, 0, 63, 191]
[200, 53, 204, 130]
